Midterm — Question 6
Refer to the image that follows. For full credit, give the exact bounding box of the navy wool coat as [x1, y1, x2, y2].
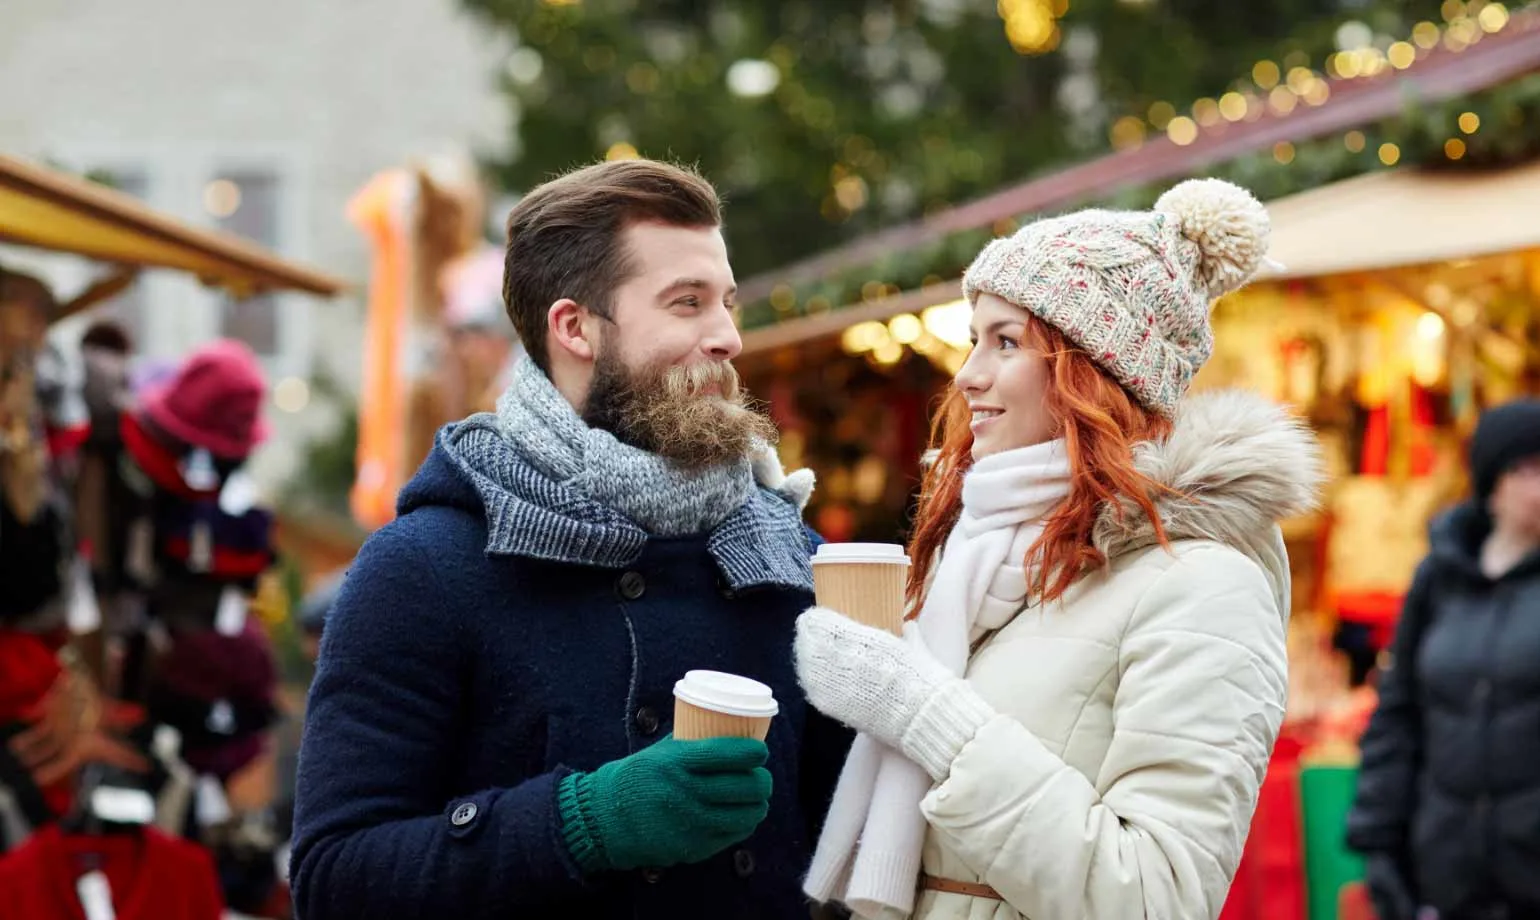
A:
[290, 427, 851, 920]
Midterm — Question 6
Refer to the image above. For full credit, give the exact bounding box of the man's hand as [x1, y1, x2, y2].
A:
[558, 735, 774, 873]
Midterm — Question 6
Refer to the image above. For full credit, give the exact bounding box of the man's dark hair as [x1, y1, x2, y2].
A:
[502, 159, 721, 372]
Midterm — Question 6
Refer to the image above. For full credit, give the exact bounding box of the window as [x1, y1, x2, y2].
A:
[210, 171, 281, 356]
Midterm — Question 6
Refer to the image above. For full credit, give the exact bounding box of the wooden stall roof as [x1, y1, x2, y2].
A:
[741, 161, 1540, 354]
[0, 154, 346, 298]
[1260, 159, 1540, 279]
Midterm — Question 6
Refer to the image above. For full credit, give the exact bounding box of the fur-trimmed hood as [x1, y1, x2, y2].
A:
[1093, 389, 1325, 612]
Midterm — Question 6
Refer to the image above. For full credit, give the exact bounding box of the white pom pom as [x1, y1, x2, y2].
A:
[1155, 178, 1270, 297]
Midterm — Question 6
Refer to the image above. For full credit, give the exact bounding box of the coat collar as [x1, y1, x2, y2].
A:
[1091, 389, 1325, 611]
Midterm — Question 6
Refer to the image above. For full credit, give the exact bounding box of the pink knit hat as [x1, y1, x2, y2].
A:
[962, 178, 1270, 417]
[139, 339, 270, 459]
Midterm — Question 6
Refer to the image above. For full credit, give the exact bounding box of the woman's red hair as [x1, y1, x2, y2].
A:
[906, 315, 1175, 612]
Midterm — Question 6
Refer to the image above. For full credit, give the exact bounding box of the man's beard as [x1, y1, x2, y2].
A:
[582, 346, 778, 470]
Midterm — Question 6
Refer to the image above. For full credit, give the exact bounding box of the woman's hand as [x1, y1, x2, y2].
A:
[793, 607, 994, 779]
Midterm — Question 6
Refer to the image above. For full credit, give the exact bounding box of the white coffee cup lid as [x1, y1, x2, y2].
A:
[812, 542, 911, 566]
[673, 670, 779, 718]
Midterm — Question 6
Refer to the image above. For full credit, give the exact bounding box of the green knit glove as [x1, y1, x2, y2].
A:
[557, 735, 772, 873]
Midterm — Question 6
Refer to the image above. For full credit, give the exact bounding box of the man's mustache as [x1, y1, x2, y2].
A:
[663, 360, 741, 400]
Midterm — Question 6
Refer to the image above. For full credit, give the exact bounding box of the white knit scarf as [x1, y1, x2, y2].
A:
[805, 439, 1072, 918]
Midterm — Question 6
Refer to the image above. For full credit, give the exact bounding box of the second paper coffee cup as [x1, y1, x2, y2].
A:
[811, 542, 910, 635]
[672, 670, 779, 741]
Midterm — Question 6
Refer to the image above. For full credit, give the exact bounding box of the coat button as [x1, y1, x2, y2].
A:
[617, 571, 646, 601]
[450, 802, 478, 827]
[634, 706, 660, 736]
[641, 868, 663, 884]
[733, 848, 756, 878]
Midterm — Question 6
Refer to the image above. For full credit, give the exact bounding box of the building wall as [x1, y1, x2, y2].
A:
[0, 0, 514, 491]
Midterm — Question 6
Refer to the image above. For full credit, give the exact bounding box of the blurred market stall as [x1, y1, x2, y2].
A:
[0, 152, 345, 918]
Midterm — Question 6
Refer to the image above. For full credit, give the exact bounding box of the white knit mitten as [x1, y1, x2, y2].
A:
[749, 441, 815, 510]
[794, 607, 996, 780]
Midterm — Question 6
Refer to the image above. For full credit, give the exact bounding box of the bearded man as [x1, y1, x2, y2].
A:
[291, 160, 851, 920]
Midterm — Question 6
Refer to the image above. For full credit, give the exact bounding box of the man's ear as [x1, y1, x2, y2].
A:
[547, 299, 597, 362]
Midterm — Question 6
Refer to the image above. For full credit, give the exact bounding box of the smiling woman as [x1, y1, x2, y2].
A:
[795, 178, 1325, 920]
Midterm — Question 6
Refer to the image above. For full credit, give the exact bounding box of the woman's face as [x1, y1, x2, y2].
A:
[954, 294, 1057, 460]
[1490, 454, 1540, 537]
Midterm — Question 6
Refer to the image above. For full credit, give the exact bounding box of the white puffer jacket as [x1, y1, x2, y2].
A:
[912, 391, 1322, 920]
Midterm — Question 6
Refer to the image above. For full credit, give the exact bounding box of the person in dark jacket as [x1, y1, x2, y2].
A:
[295, 568, 343, 664]
[1347, 397, 1540, 920]
[290, 159, 851, 920]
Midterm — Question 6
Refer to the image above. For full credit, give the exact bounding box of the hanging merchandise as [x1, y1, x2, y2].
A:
[348, 157, 484, 530]
[0, 758, 218, 912]
[148, 726, 195, 839]
[139, 497, 273, 639]
[64, 556, 102, 635]
[0, 293, 71, 628]
[153, 499, 274, 585]
[1407, 383, 1439, 478]
[117, 414, 214, 502]
[203, 806, 288, 918]
[442, 244, 521, 417]
[0, 819, 223, 919]
[1448, 332, 1481, 431]
[144, 622, 278, 784]
[213, 589, 248, 638]
[1279, 335, 1325, 411]
[0, 629, 72, 838]
[0, 488, 66, 624]
[194, 776, 232, 830]
[1328, 477, 1447, 596]
[104, 339, 271, 603]
[90, 341, 278, 703]
[347, 169, 416, 530]
[177, 450, 219, 495]
[187, 521, 212, 573]
[0, 269, 55, 529]
[33, 340, 89, 462]
[216, 471, 259, 518]
[136, 341, 268, 468]
[121, 517, 156, 588]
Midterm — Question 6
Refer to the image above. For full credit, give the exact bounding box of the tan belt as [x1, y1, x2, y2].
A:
[918, 873, 1003, 900]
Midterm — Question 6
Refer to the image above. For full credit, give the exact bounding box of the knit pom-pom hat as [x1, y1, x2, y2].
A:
[962, 178, 1270, 417]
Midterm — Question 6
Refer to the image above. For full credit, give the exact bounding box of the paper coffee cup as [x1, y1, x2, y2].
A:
[811, 542, 910, 635]
[672, 670, 779, 741]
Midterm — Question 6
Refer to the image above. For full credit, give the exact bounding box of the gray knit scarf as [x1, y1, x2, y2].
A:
[494, 357, 756, 537]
